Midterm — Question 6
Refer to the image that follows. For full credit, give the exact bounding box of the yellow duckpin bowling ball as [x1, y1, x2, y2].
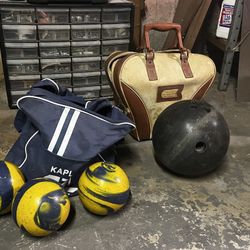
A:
[0, 161, 25, 215]
[78, 162, 130, 216]
[12, 178, 70, 237]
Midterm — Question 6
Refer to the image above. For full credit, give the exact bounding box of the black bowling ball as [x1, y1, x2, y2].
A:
[152, 100, 230, 177]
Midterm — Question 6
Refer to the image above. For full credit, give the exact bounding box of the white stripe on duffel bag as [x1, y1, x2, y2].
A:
[57, 110, 80, 157]
[48, 107, 70, 152]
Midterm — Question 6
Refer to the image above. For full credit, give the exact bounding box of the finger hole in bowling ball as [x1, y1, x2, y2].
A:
[195, 142, 207, 153]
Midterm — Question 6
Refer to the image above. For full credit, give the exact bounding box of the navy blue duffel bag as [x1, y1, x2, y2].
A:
[5, 78, 135, 196]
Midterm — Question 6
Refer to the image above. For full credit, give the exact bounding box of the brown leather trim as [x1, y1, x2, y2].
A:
[112, 54, 143, 140]
[192, 77, 214, 100]
[146, 51, 158, 81]
[180, 50, 193, 78]
[146, 59, 158, 81]
[127, 112, 140, 141]
[181, 59, 193, 78]
[144, 23, 184, 51]
[156, 84, 184, 102]
[122, 83, 151, 141]
[105, 51, 136, 81]
[113, 55, 132, 105]
[104, 52, 124, 103]
[105, 52, 136, 106]
[104, 51, 124, 73]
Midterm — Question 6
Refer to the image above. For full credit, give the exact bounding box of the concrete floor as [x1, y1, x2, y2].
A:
[0, 76, 250, 250]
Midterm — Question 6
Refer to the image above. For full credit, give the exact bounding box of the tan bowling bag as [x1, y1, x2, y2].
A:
[105, 23, 216, 141]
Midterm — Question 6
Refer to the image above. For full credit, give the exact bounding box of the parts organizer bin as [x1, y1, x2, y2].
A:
[70, 8, 101, 23]
[40, 58, 71, 74]
[102, 39, 130, 56]
[9, 75, 40, 104]
[1, 7, 35, 24]
[39, 42, 70, 58]
[5, 42, 38, 59]
[38, 25, 71, 41]
[72, 57, 101, 72]
[71, 41, 100, 57]
[2, 25, 37, 41]
[7, 59, 39, 75]
[73, 72, 101, 87]
[37, 8, 69, 24]
[0, 2, 134, 108]
[102, 7, 131, 23]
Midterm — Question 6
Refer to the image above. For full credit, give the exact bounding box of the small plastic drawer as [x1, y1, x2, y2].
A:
[71, 41, 100, 57]
[2, 25, 36, 41]
[101, 71, 110, 85]
[37, 8, 69, 24]
[5, 42, 38, 59]
[102, 39, 130, 56]
[38, 25, 70, 41]
[73, 85, 100, 99]
[39, 42, 70, 58]
[9, 75, 40, 91]
[100, 85, 113, 97]
[102, 24, 130, 40]
[71, 24, 101, 40]
[11, 90, 30, 105]
[102, 8, 131, 23]
[101, 56, 108, 70]
[41, 58, 71, 74]
[7, 59, 39, 75]
[72, 57, 101, 72]
[70, 8, 101, 23]
[42, 74, 72, 88]
[72, 72, 100, 87]
[0, 7, 35, 24]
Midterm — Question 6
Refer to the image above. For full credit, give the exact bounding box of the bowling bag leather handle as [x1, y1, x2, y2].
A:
[143, 23, 193, 81]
